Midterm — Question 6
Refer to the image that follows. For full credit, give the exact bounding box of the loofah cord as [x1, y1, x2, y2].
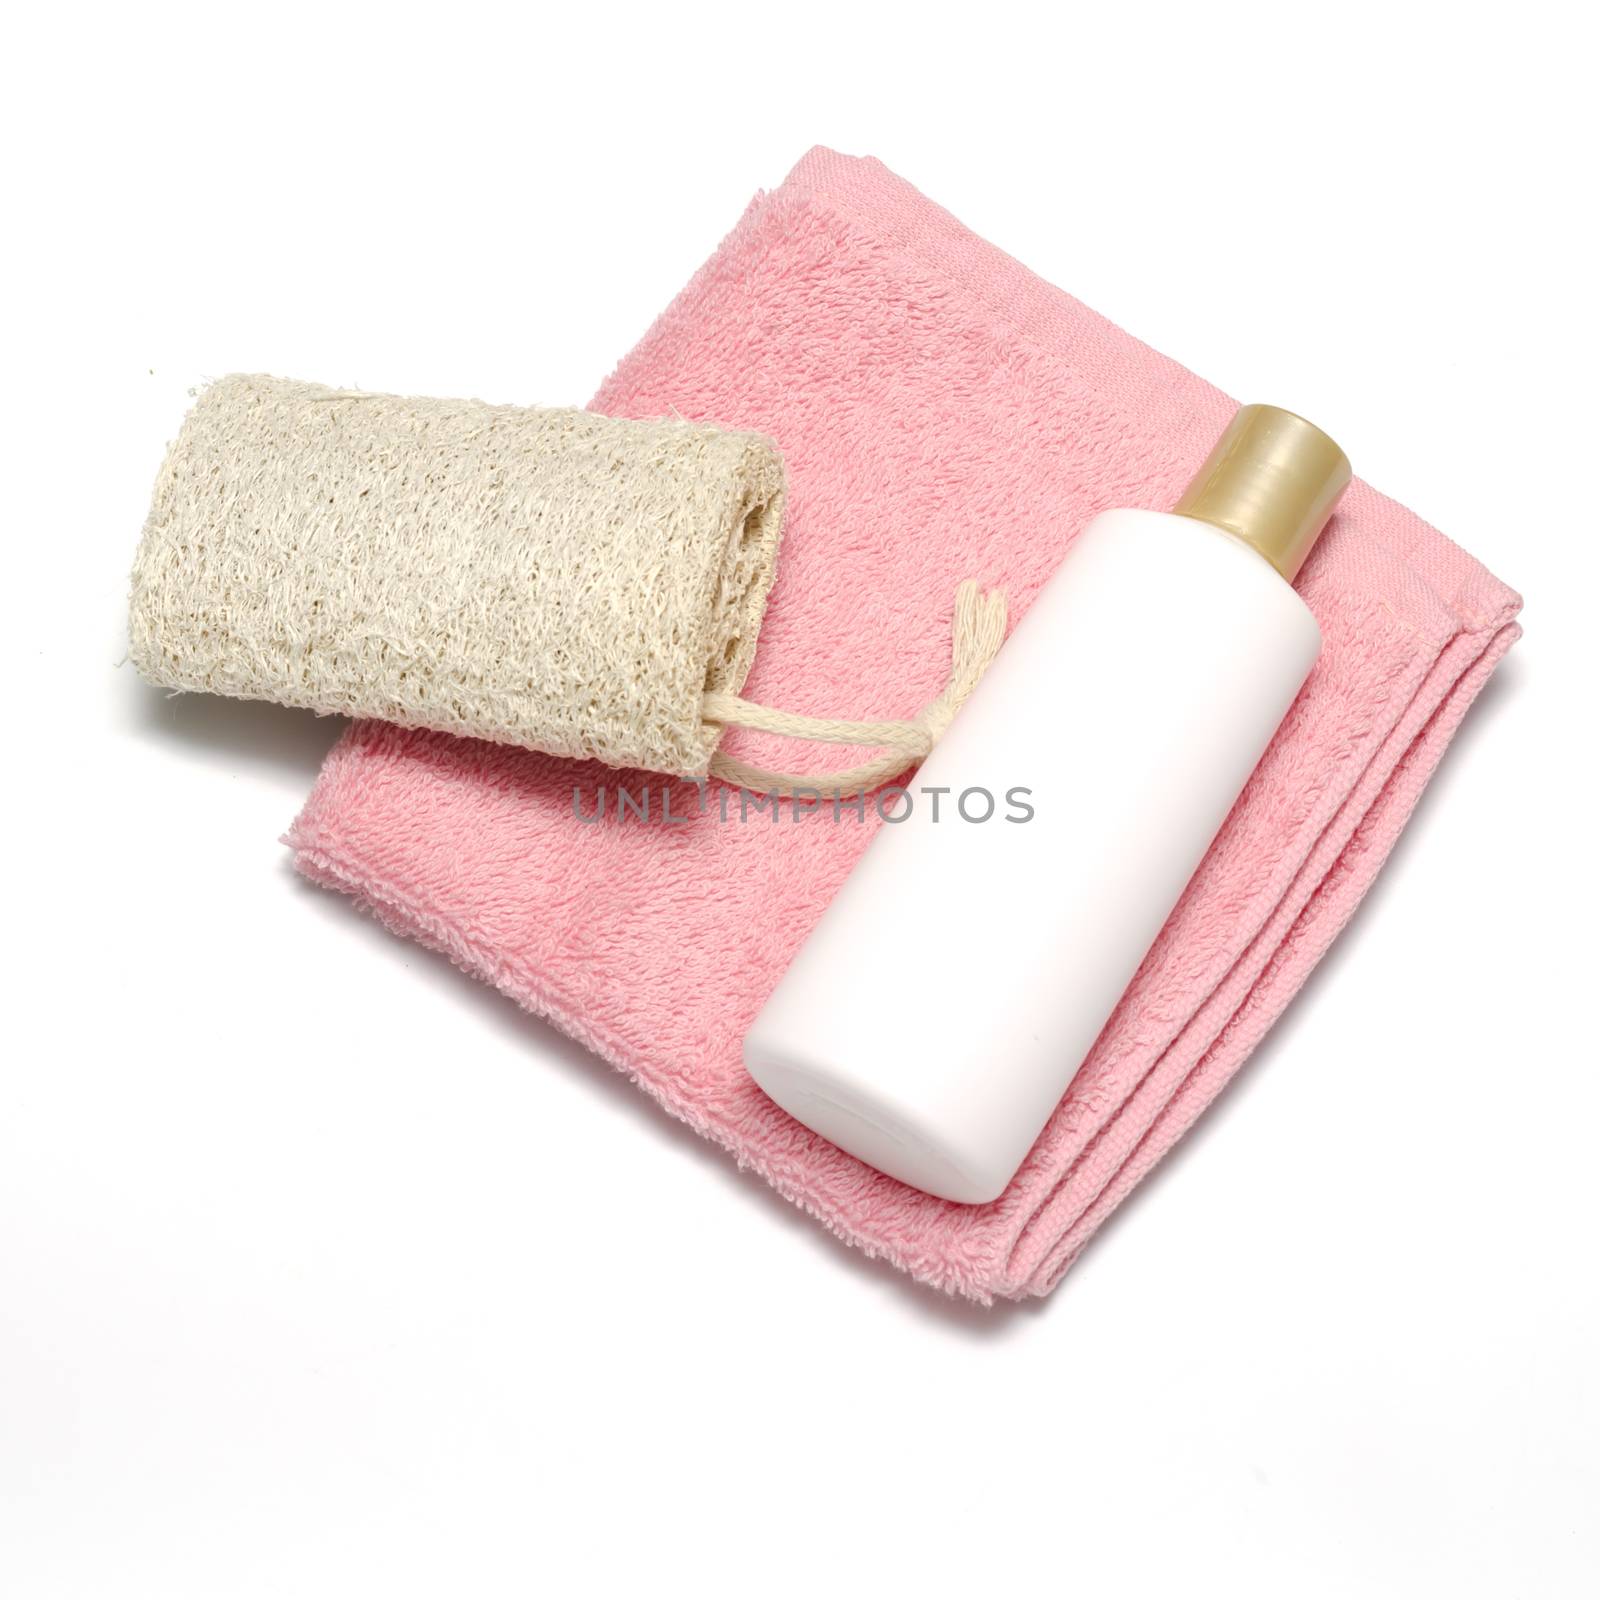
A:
[701, 581, 1008, 797]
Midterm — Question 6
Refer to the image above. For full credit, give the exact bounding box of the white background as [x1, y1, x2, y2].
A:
[5, 4, 1596, 1596]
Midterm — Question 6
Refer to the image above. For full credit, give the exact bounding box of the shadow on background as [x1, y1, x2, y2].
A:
[121, 671, 345, 781]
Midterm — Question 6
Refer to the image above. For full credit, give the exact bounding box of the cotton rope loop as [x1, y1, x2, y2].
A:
[130, 375, 1007, 798]
[703, 581, 1008, 797]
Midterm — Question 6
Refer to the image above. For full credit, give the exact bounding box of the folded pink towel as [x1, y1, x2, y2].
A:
[287, 148, 1521, 1301]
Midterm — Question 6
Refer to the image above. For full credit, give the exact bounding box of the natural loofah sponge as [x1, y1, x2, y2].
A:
[129, 374, 787, 776]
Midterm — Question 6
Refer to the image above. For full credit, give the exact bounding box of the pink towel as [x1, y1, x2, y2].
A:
[287, 148, 1521, 1301]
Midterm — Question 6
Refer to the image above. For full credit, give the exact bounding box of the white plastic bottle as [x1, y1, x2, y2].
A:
[743, 405, 1351, 1204]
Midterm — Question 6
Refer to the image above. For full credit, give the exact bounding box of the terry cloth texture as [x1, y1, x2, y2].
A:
[129, 375, 786, 777]
[287, 149, 1522, 1302]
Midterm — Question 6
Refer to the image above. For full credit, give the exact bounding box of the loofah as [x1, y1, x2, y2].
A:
[129, 374, 788, 777]
[131, 374, 1007, 792]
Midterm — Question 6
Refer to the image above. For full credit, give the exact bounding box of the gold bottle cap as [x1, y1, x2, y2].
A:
[1173, 404, 1352, 582]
